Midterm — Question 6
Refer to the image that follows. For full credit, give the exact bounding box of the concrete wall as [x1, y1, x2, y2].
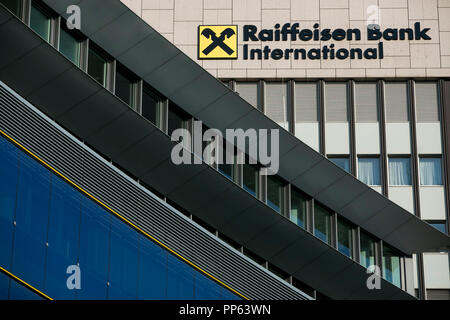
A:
[121, 0, 450, 80]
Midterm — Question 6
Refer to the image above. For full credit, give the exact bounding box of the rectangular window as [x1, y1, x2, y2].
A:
[426, 221, 447, 234]
[88, 45, 108, 87]
[337, 218, 353, 258]
[385, 82, 409, 122]
[329, 157, 350, 173]
[358, 157, 380, 186]
[355, 83, 378, 122]
[30, 2, 51, 42]
[142, 85, 161, 127]
[59, 26, 81, 66]
[325, 83, 348, 122]
[235, 82, 260, 110]
[243, 163, 259, 198]
[266, 176, 285, 213]
[290, 188, 307, 229]
[415, 82, 439, 122]
[265, 82, 289, 129]
[295, 82, 318, 122]
[218, 144, 234, 181]
[115, 65, 137, 108]
[314, 204, 332, 245]
[0, 0, 21, 17]
[382, 244, 401, 288]
[360, 231, 376, 269]
[167, 102, 190, 137]
[419, 157, 443, 185]
[389, 157, 411, 185]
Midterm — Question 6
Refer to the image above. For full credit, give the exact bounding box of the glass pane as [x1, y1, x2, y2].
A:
[235, 82, 259, 109]
[107, 217, 139, 300]
[429, 223, 446, 234]
[12, 153, 51, 290]
[59, 27, 80, 66]
[88, 47, 107, 86]
[329, 157, 350, 173]
[385, 82, 408, 122]
[267, 176, 284, 213]
[0, 0, 21, 16]
[360, 232, 376, 269]
[355, 83, 378, 122]
[382, 245, 401, 287]
[265, 82, 288, 129]
[419, 158, 443, 185]
[389, 158, 411, 185]
[138, 236, 166, 299]
[77, 197, 110, 299]
[295, 82, 318, 122]
[358, 158, 380, 185]
[290, 188, 307, 228]
[416, 82, 439, 122]
[168, 103, 189, 137]
[325, 83, 348, 122]
[166, 254, 194, 299]
[337, 218, 353, 258]
[0, 136, 18, 270]
[218, 163, 233, 181]
[115, 68, 135, 107]
[30, 4, 50, 42]
[44, 175, 80, 299]
[243, 164, 258, 197]
[314, 204, 331, 244]
[142, 86, 160, 126]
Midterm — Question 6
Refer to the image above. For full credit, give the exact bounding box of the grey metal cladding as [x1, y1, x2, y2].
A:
[0, 83, 310, 300]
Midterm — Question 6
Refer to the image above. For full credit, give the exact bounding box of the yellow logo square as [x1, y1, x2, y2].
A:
[198, 25, 238, 59]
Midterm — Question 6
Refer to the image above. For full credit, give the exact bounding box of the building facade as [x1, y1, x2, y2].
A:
[0, 0, 449, 300]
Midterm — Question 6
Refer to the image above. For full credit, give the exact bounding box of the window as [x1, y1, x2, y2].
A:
[59, 26, 81, 66]
[314, 204, 332, 245]
[337, 218, 353, 258]
[142, 85, 161, 126]
[360, 231, 376, 269]
[0, 0, 21, 17]
[265, 82, 289, 129]
[266, 175, 285, 213]
[30, 2, 51, 42]
[218, 144, 234, 181]
[329, 157, 350, 173]
[385, 82, 409, 122]
[290, 188, 307, 229]
[415, 82, 439, 122]
[243, 163, 259, 197]
[355, 83, 378, 122]
[382, 244, 401, 287]
[427, 221, 447, 234]
[235, 82, 260, 110]
[389, 157, 411, 185]
[419, 157, 442, 185]
[167, 102, 190, 137]
[294, 82, 318, 122]
[358, 157, 380, 185]
[115, 65, 137, 108]
[88, 45, 108, 87]
[325, 83, 348, 122]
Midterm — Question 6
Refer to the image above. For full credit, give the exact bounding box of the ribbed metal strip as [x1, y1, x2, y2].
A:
[0, 83, 310, 300]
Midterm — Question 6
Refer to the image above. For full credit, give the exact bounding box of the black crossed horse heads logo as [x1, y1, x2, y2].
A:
[199, 26, 237, 59]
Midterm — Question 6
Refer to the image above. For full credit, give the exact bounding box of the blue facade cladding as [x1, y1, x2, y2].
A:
[0, 135, 239, 300]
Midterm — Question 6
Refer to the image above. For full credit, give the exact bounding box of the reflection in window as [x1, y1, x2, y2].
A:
[382, 245, 401, 287]
[0, 0, 21, 17]
[267, 175, 284, 213]
[243, 164, 258, 197]
[168, 103, 190, 138]
[314, 204, 331, 245]
[337, 218, 353, 258]
[290, 188, 307, 229]
[59, 27, 81, 66]
[329, 157, 350, 173]
[389, 158, 411, 185]
[358, 157, 380, 186]
[115, 65, 136, 108]
[360, 232, 376, 269]
[88, 45, 108, 86]
[30, 2, 51, 42]
[142, 85, 161, 126]
[419, 158, 442, 185]
[427, 222, 447, 234]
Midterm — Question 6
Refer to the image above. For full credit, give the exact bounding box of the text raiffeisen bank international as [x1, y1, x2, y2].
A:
[242, 22, 431, 61]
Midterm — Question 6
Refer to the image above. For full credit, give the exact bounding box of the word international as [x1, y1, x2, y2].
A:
[242, 22, 431, 61]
